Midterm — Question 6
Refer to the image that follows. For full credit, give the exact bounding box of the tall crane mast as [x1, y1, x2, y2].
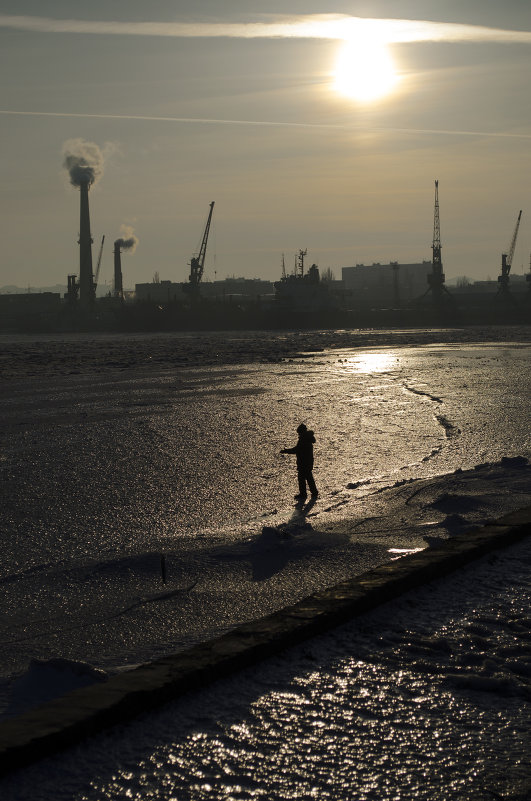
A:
[187, 201, 215, 291]
[418, 180, 451, 305]
[432, 180, 442, 272]
[497, 209, 522, 297]
[427, 179, 447, 301]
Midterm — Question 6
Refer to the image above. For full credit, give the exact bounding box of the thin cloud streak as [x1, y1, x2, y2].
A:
[1, 13, 531, 44]
[0, 109, 337, 130]
[2, 109, 531, 139]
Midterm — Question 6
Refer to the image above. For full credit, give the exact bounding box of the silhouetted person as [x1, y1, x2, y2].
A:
[281, 423, 318, 500]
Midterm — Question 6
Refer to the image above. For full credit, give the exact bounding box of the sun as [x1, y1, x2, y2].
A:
[333, 37, 399, 102]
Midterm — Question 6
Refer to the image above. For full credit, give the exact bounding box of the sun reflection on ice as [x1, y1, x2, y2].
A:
[388, 546, 425, 561]
[337, 351, 398, 374]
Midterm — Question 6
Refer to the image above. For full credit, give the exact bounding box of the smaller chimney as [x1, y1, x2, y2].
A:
[113, 228, 137, 299]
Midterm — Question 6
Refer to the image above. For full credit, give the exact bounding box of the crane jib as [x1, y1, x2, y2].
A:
[189, 201, 215, 288]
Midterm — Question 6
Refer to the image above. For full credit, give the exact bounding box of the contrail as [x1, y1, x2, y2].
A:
[1, 13, 531, 44]
[1, 109, 531, 139]
[0, 109, 339, 130]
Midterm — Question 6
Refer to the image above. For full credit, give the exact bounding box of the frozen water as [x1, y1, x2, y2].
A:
[2, 532, 530, 800]
[0, 327, 530, 724]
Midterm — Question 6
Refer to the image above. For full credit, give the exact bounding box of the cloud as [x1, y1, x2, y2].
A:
[1, 13, 531, 44]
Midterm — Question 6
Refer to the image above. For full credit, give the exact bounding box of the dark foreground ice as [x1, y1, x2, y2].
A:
[2, 530, 530, 801]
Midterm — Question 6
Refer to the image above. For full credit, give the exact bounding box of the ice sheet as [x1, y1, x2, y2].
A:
[2, 524, 530, 801]
[0, 329, 530, 721]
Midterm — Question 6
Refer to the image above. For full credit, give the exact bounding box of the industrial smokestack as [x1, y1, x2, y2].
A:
[62, 139, 105, 307]
[113, 242, 123, 299]
[113, 225, 138, 299]
[78, 178, 94, 305]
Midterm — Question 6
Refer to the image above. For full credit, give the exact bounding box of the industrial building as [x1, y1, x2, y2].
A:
[342, 261, 433, 308]
[0, 292, 62, 330]
[134, 280, 185, 304]
[135, 277, 275, 304]
[202, 277, 274, 301]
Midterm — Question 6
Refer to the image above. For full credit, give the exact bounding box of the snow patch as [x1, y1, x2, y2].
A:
[5, 657, 107, 718]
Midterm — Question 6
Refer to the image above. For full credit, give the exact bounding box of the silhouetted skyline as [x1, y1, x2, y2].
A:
[1, 1, 531, 290]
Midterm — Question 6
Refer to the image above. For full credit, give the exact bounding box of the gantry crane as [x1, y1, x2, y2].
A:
[497, 210, 522, 299]
[183, 202, 215, 299]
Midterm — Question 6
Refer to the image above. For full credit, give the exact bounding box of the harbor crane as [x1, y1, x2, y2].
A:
[497, 209, 522, 299]
[417, 180, 452, 305]
[184, 201, 215, 299]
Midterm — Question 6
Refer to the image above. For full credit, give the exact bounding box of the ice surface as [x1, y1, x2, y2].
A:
[0, 328, 530, 724]
[2, 531, 530, 800]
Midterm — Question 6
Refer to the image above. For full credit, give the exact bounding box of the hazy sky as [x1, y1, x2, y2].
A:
[1, 0, 531, 289]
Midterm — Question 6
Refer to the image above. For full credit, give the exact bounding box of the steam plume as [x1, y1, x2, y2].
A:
[114, 225, 138, 253]
[62, 137, 105, 187]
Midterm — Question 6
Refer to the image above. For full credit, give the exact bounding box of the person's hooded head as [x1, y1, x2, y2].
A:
[296, 423, 307, 435]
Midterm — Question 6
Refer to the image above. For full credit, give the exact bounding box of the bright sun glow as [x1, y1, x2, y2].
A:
[333, 37, 399, 102]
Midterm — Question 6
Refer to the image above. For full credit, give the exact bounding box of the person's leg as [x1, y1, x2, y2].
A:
[307, 471, 318, 496]
[297, 470, 307, 497]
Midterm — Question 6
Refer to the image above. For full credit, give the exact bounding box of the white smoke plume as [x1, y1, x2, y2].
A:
[62, 138, 105, 187]
[114, 225, 138, 253]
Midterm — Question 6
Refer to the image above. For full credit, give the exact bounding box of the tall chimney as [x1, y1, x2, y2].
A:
[78, 178, 94, 306]
[114, 242, 123, 299]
